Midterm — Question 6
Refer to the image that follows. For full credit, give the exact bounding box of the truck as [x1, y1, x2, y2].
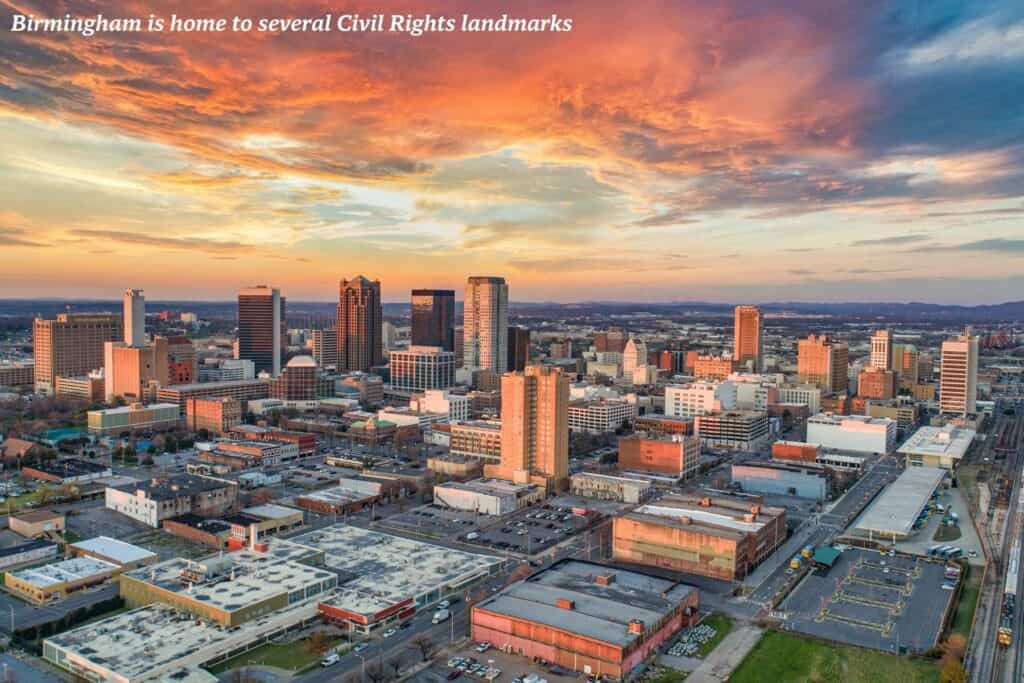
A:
[789, 556, 802, 570]
[801, 545, 813, 558]
[432, 608, 451, 624]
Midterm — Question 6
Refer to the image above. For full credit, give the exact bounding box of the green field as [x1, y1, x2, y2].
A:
[207, 637, 347, 674]
[695, 614, 733, 658]
[730, 631, 939, 683]
[950, 564, 981, 639]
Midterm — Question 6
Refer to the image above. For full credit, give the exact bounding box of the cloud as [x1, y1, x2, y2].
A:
[916, 238, 1024, 254]
[850, 233, 931, 247]
[68, 229, 257, 255]
[0, 227, 49, 248]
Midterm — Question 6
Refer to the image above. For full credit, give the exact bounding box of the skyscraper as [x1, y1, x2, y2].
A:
[411, 289, 455, 351]
[488, 365, 569, 491]
[33, 312, 123, 395]
[237, 286, 285, 376]
[870, 329, 892, 371]
[622, 338, 648, 377]
[463, 276, 508, 373]
[733, 305, 763, 371]
[124, 289, 146, 347]
[104, 336, 169, 402]
[797, 334, 849, 396]
[337, 276, 383, 373]
[594, 327, 627, 354]
[507, 326, 530, 372]
[940, 329, 979, 415]
[311, 328, 338, 369]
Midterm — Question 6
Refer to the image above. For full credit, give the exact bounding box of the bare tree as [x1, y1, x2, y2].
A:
[408, 633, 435, 661]
[364, 663, 387, 683]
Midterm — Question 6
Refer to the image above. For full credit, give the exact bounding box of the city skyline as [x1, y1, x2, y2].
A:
[1, 0, 1023, 303]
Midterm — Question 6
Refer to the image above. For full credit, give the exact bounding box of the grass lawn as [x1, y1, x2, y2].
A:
[695, 614, 734, 658]
[933, 524, 962, 542]
[207, 636, 346, 674]
[950, 565, 981, 639]
[730, 631, 939, 683]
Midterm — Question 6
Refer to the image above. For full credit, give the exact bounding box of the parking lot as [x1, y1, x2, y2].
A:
[776, 546, 955, 653]
[409, 644, 581, 683]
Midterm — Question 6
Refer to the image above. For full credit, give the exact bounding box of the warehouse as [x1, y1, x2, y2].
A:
[731, 461, 829, 501]
[287, 525, 502, 634]
[854, 466, 946, 541]
[67, 536, 158, 569]
[433, 478, 544, 515]
[806, 413, 896, 455]
[472, 559, 699, 680]
[898, 424, 976, 470]
[569, 472, 653, 503]
[5, 556, 120, 603]
[612, 492, 786, 580]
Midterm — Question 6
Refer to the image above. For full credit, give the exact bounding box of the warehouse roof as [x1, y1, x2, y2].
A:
[476, 559, 695, 647]
[70, 537, 156, 565]
[854, 466, 946, 539]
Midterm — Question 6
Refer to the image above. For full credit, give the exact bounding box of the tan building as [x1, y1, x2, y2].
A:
[893, 343, 920, 384]
[733, 305, 763, 372]
[450, 421, 503, 462]
[618, 434, 700, 480]
[186, 397, 243, 436]
[693, 354, 735, 381]
[870, 329, 892, 370]
[104, 337, 169, 402]
[485, 365, 569, 491]
[0, 362, 33, 389]
[9, 510, 65, 539]
[156, 379, 269, 414]
[797, 334, 849, 395]
[569, 472, 652, 504]
[463, 276, 509, 373]
[940, 330, 979, 415]
[54, 373, 105, 401]
[612, 492, 786, 580]
[857, 367, 896, 400]
[6, 557, 121, 604]
[33, 312, 123, 394]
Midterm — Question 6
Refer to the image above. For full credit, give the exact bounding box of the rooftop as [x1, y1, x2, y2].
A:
[476, 559, 695, 647]
[242, 504, 301, 520]
[854, 466, 946, 538]
[113, 474, 234, 501]
[28, 458, 110, 477]
[898, 424, 976, 459]
[90, 402, 178, 416]
[70, 537, 157, 565]
[11, 557, 118, 588]
[626, 493, 783, 539]
[286, 525, 500, 618]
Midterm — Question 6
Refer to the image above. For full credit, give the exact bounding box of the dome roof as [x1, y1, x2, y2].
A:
[286, 355, 317, 368]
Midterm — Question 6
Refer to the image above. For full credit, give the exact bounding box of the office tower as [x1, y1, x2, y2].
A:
[797, 334, 849, 395]
[549, 339, 573, 360]
[622, 338, 647, 377]
[104, 336, 169, 402]
[657, 349, 685, 374]
[733, 305, 763, 371]
[940, 329, 979, 415]
[594, 327, 627, 354]
[166, 337, 196, 384]
[411, 289, 455, 351]
[33, 312, 123, 395]
[311, 328, 338, 369]
[123, 289, 146, 347]
[390, 346, 456, 391]
[870, 329, 892, 371]
[507, 326, 531, 372]
[269, 356, 318, 401]
[892, 343, 920, 385]
[454, 326, 465, 368]
[857, 367, 896, 400]
[489, 365, 569, 491]
[693, 353, 735, 381]
[237, 286, 285, 376]
[337, 276, 383, 372]
[463, 276, 509, 373]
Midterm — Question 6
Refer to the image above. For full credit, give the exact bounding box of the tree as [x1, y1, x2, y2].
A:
[251, 487, 276, 504]
[940, 659, 967, 683]
[408, 633, 435, 661]
[364, 663, 386, 683]
[305, 630, 331, 656]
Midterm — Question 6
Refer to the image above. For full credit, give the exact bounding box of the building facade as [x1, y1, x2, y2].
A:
[797, 334, 849, 395]
[337, 276, 383, 372]
[733, 305, 763, 372]
[33, 312, 123, 394]
[463, 276, 509, 373]
[237, 286, 285, 376]
[390, 346, 456, 391]
[940, 330, 979, 415]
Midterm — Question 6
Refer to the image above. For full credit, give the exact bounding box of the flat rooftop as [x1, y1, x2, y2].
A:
[296, 485, 377, 505]
[242, 504, 301, 520]
[436, 478, 540, 495]
[113, 474, 234, 501]
[11, 557, 118, 588]
[627, 493, 782, 539]
[898, 425, 976, 459]
[70, 537, 156, 565]
[123, 549, 334, 613]
[91, 403, 178, 416]
[571, 472, 652, 485]
[285, 525, 500, 617]
[476, 559, 695, 647]
[854, 466, 946, 538]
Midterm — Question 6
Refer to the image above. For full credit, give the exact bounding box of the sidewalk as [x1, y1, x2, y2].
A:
[686, 626, 762, 683]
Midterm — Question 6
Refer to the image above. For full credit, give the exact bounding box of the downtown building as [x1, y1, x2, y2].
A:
[733, 305, 763, 372]
[939, 329, 979, 415]
[797, 334, 849, 395]
[33, 311, 123, 394]
[463, 276, 509, 373]
[665, 381, 737, 418]
[411, 289, 455, 351]
[694, 410, 771, 451]
[337, 276, 383, 372]
[390, 345, 456, 391]
[567, 399, 635, 434]
[507, 325, 531, 372]
[237, 286, 285, 376]
[618, 433, 701, 481]
[485, 365, 569, 491]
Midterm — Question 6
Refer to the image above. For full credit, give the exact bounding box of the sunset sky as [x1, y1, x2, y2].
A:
[1, 0, 1023, 303]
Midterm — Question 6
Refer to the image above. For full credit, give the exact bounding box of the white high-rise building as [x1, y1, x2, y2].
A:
[124, 289, 146, 347]
[664, 381, 738, 418]
[622, 338, 648, 377]
[463, 276, 509, 373]
[940, 329, 979, 415]
[870, 329, 892, 371]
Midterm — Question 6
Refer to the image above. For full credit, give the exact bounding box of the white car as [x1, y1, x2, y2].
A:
[383, 628, 398, 638]
[438, 599, 451, 609]
[475, 641, 491, 652]
[320, 653, 340, 667]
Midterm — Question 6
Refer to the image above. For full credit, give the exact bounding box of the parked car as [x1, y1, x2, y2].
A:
[320, 653, 340, 667]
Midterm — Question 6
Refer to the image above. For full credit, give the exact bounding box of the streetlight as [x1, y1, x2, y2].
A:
[355, 652, 366, 682]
